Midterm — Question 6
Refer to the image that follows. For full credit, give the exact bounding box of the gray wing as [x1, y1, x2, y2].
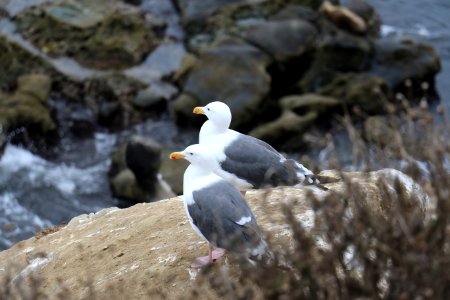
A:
[220, 134, 299, 188]
[189, 181, 265, 254]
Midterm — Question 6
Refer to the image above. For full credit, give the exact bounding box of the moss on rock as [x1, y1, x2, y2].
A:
[16, 0, 158, 70]
[0, 74, 55, 133]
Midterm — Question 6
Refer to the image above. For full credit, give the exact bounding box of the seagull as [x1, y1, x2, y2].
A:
[170, 144, 269, 268]
[193, 101, 320, 192]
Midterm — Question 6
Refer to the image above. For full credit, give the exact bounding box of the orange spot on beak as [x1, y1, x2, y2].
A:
[193, 107, 205, 115]
[169, 152, 185, 160]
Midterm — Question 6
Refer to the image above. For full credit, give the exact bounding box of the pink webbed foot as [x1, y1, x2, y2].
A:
[191, 256, 211, 268]
[211, 248, 225, 259]
[190, 247, 226, 268]
[240, 190, 247, 197]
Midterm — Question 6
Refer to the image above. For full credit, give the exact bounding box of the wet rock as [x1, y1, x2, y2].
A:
[0, 74, 55, 134]
[371, 37, 441, 97]
[300, 27, 374, 92]
[125, 42, 187, 84]
[16, 0, 159, 70]
[141, 43, 187, 78]
[0, 125, 5, 159]
[241, 19, 318, 62]
[280, 93, 340, 114]
[270, 4, 318, 22]
[85, 73, 146, 128]
[320, 1, 367, 34]
[173, 36, 271, 128]
[345, 0, 381, 37]
[122, 0, 141, 5]
[125, 136, 162, 189]
[67, 108, 96, 138]
[175, 0, 248, 25]
[248, 93, 340, 148]
[109, 136, 175, 202]
[111, 169, 147, 200]
[133, 82, 178, 109]
[249, 110, 318, 148]
[0, 35, 53, 90]
[317, 73, 393, 114]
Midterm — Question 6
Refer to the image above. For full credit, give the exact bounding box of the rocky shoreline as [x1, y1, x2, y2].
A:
[0, 169, 430, 298]
[0, 0, 442, 202]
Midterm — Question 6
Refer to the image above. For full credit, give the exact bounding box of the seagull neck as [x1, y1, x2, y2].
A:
[204, 120, 228, 134]
[183, 164, 217, 194]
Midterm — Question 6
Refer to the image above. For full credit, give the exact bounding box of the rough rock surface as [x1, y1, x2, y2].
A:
[109, 136, 175, 202]
[0, 169, 428, 299]
[0, 74, 54, 133]
[173, 36, 271, 128]
[15, 0, 158, 69]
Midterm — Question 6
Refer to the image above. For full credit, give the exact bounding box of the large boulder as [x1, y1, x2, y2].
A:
[173, 36, 271, 128]
[0, 35, 54, 90]
[109, 136, 175, 202]
[240, 19, 318, 62]
[0, 74, 54, 134]
[249, 94, 340, 148]
[371, 37, 441, 97]
[0, 169, 429, 298]
[15, 0, 159, 70]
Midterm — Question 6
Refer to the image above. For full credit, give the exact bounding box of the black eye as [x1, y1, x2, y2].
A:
[189, 152, 193, 155]
[207, 107, 210, 111]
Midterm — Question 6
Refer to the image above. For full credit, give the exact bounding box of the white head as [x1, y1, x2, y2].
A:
[193, 101, 232, 131]
[169, 144, 216, 170]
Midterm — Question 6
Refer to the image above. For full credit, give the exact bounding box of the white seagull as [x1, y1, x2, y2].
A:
[170, 144, 269, 268]
[193, 101, 319, 192]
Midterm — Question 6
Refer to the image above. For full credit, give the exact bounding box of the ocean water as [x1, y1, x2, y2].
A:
[0, 134, 117, 249]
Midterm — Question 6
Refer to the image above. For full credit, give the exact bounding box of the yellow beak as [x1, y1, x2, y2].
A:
[193, 107, 205, 115]
[169, 152, 185, 160]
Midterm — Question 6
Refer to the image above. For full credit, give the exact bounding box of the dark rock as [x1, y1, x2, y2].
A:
[317, 73, 393, 114]
[280, 93, 340, 115]
[16, 0, 159, 70]
[270, 5, 318, 22]
[371, 37, 441, 98]
[173, 36, 271, 128]
[141, 43, 187, 78]
[68, 109, 96, 138]
[249, 110, 318, 147]
[133, 82, 177, 109]
[301, 27, 374, 92]
[0, 127, 5, 159]
[125, 136, 162, 187]
[175, 0, 249, 24]
[122, 0, 142, 5]
[0, 36, 53, 91]
[98, 102, 121, 127]
[345, 0, 381, 37]
[86, 73, 146, 128]
[111, 169, 147, 201]
[241, 19, 318, 62]
[109, 136, 175, 202]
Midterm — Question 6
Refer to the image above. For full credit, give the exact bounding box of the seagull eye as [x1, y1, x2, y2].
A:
[188, 152, 194, 155]
[206, 107, 210, 111]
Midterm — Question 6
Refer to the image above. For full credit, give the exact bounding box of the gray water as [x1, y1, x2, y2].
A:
[1, 0, 450, 250]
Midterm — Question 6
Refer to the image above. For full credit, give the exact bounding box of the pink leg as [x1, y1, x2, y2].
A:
[240, 190, 247, 197]
[190, 244, 226, 268]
